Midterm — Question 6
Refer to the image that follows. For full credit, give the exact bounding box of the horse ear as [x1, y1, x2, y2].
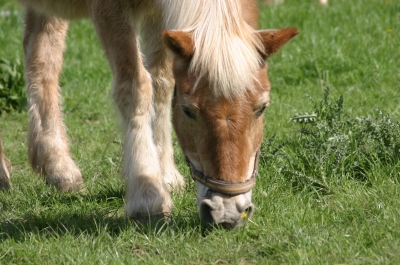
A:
[163, 30, 194, 57]
[257, 28, 299, 60]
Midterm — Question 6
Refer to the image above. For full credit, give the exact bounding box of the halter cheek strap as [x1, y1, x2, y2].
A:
[186, 150, 260, 196]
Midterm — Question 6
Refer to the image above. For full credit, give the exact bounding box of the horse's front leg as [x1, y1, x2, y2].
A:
[90, 5, 172, 220]
[23, 8, 84, 192]
[142, 16, 185, 193]
[0, 135, 11, 190]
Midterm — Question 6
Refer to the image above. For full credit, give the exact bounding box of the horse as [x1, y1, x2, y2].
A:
[1, 0, 297, 228]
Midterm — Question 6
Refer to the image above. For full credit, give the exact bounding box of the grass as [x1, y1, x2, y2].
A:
[1, 0, 400, 264]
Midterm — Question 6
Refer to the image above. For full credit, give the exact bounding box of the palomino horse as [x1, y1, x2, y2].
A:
[1, 0, 297, 227]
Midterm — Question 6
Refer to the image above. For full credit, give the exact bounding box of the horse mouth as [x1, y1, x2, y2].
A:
[199, 191, 255, 229]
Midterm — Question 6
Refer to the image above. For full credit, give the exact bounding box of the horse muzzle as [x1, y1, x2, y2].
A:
[198, 187, 255, 229]
[187, 150, 260, 228]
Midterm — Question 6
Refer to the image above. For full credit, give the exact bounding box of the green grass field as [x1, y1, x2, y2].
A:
[1, 0, 399, 264]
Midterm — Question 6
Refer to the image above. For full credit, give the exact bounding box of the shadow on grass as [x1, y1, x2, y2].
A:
[0, 184, 209, 242]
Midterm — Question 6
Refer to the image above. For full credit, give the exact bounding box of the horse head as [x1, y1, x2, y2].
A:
[164, 28, 298, 228]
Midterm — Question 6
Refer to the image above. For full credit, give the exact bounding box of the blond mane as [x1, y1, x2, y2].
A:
[162, 0, 263, 98]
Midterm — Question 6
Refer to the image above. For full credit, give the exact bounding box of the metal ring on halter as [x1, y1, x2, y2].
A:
[186, 149, 260, 196]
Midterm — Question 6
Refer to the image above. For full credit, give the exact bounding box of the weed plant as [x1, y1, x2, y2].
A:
[0, 58, 26, 114]
[261, 87, 400, 192]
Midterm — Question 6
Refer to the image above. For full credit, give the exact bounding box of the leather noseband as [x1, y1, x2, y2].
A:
[186, 150, 260, 196]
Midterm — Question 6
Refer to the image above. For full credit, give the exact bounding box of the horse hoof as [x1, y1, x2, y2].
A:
[0, 179, 11, 191]
[47, 178, 86, 193]
[163, 168, 186, 193]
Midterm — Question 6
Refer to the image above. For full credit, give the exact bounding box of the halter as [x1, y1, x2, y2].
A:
[186, 150, 260, 196]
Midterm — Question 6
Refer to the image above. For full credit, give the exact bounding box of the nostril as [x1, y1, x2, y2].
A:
[200, 201, 214, 225]
[241, 204, 255, 220]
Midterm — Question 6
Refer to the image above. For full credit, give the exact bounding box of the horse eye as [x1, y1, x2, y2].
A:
[182, 107, 196, 121]
[255, 105, 266, 118]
